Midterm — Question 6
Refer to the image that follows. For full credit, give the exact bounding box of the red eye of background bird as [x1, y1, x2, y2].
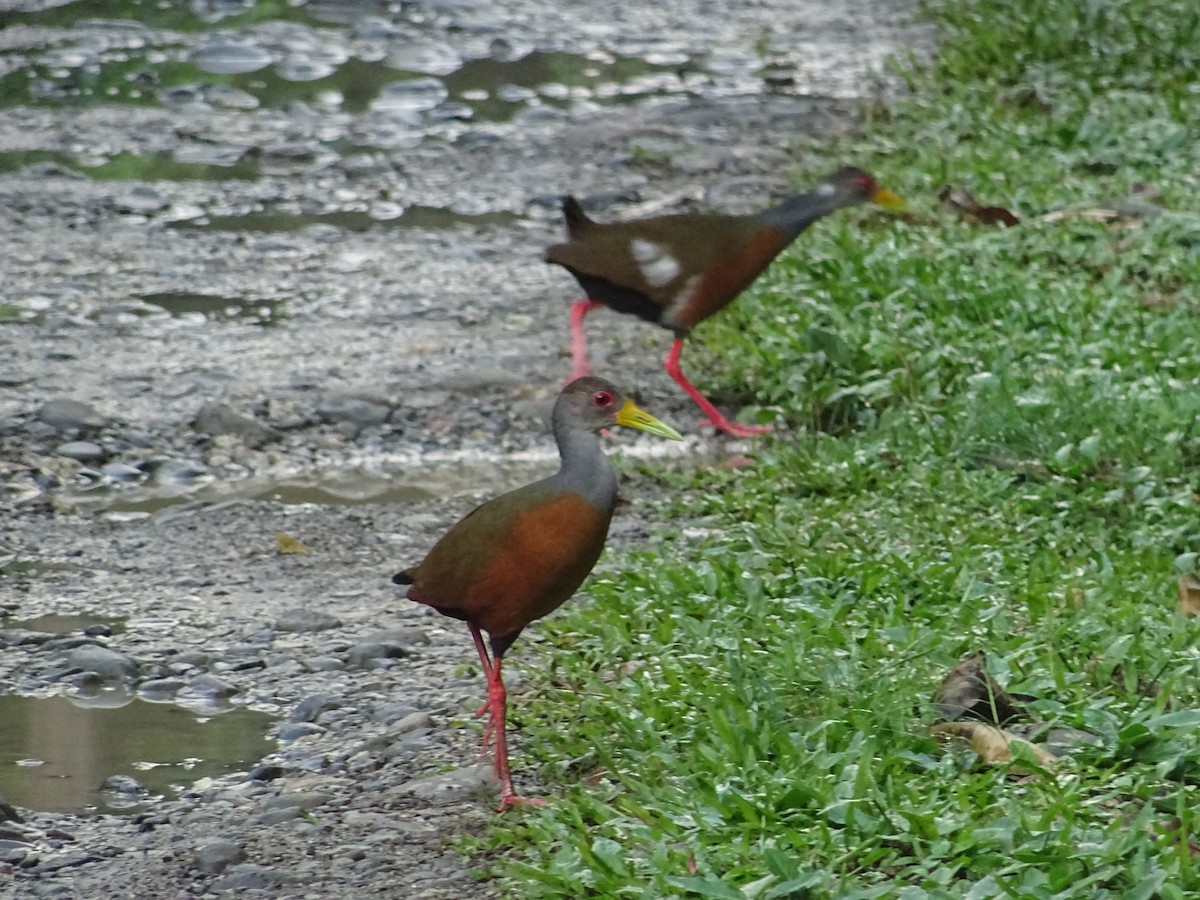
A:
[857, 174, 877, 192]
[592, 390, 614, 407]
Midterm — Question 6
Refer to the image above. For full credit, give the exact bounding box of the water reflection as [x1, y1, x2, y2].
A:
[0, 693, 276, 814]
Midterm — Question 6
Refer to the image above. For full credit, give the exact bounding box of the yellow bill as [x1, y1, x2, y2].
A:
[871, 186, 907, 211]
[613, 398, 683, 441]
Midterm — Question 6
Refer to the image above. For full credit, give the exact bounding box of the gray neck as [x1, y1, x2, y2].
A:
[551, 421, 617, 509]
[758, 185, 850, 244]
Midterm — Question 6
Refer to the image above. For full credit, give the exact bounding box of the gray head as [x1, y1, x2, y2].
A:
[555, 377, 683, 440]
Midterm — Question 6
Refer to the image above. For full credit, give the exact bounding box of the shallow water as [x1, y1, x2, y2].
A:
[0, 693, 276, 814]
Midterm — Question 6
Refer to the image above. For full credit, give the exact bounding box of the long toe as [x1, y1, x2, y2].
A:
[700, 417, 774, 438]
[497, 792, 547, 813]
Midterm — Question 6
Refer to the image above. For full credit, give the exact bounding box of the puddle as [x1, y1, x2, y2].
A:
[0, 693, 276, 814]
[0, 150, 261, 181]
[2, 613, 127, 636]
[59, 438, 701, 516]
[0, 28, 695, 129]
[0, 557, 92, 579]
[175, 204, 519, 234]
[139, 291, 283, 325]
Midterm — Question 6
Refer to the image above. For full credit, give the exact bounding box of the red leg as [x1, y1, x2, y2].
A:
[469, 625, 544, 811]
[469, 627, 495, 757]
[663, 338, 772, 438]
[569, 300, 604, 380]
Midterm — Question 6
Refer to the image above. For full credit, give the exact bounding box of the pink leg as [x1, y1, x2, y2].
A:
[569, 300, 604, 380]
[663, 338, 772, 438]
[469, 625, 544, 812]
[469, 628, 495, 757]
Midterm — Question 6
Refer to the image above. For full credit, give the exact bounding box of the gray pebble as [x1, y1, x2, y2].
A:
[112, 186, 167, 214]
[370, 702, 420, 724]
[290, 694, 340, 723]
[390, 764, 493, 804]
[101, 462, 143, 483]
[193, 839, 246, 875]
[391, 711, 435, 734]
[274, 608, 342, 634]
[102, 775, 147, 799]
[66, 645, 137, 681]
[257, 806, 300, 826]
[303, 655, 345, 672]
[212, 862, 285, 892]
[278, 722, 326, 741]
[137, 677, 184, 696]
[192, 402, 277, 449]
[262, 791, 332, 812]
[182, 673, 239, 699]
[316, 394, 393, 429]
[37, 399, 107, 433]
[54, 440, 106, 462]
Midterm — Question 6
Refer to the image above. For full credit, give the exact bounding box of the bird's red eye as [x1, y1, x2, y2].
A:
[857, 175, 876, 192]
[592, 390, 614, 407]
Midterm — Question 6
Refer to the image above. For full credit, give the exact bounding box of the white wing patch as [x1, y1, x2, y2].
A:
[663, 274, 702, 327]
[630, 238, 681, 288]
[814, 182, 836, 197]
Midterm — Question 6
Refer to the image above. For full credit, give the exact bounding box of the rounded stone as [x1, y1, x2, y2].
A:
[54, 440, 106, 462]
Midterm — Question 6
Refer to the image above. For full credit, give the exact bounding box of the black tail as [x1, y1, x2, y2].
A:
[561, 195, 593, 237]
[391, 570, 414, 585]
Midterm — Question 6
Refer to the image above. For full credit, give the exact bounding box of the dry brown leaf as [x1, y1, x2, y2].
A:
[933, 653, 1027, 725]
[932, 721, 1057, 767]
[275, 532, 310, 555]
[937, 185, 1020, 227]
[1179, 574, 1200, 616]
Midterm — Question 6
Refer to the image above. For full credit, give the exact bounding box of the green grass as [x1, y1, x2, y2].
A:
[481, 0, 1200, 895]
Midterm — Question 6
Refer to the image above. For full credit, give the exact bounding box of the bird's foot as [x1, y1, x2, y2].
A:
[700, 418, 774, 438]
[496, 791, 547, 813]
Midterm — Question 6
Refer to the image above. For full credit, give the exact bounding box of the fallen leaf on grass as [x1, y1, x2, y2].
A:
[1179, 574, 1200, 616]
[275, 532, 310, 555]
[931, 722, 1057, 767]
[937, 185, 1020, 227]
[933, 653, 1027, 725]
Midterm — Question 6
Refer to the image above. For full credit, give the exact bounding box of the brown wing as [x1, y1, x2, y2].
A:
[404, 484, 613, 643]
[546, 213, 786, 330]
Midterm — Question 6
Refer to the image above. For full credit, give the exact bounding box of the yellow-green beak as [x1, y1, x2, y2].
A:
[613, 398, 683, 441]
[871, 186, 907, 211]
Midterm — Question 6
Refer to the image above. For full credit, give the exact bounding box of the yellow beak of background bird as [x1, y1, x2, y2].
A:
[871, 186, 908, 211]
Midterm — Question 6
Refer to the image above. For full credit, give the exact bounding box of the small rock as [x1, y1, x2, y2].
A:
[274, 608, 342, 634]
[391, 711, 434, 735]
[370, 702, 420, 724]
[278, 722, 325, 742]
[102, 775, 147, 801]
[390, 764, 492, 803]
[137, 677, 184, 696]
[101, 463, 143, 483]
[181, 673, 239, 699]
[290, 694, 341, 723]
[37, 399, 107, 433]
[112, 186, 167, 214]
[191, 402, 276, 449]
[345, 629, 426, 669]
[66, 645, 137, 681]
[212, 862, 285, 892]
[54, 441, 106, 462]
[303, 656, 344, 672]
[1, 799, 26, 826]
[193, 840, 245, 875]
[246, 764, 285, 783]
[257, 806, 299, 826]
[316, 394, 392, 430]
[262, 791, 332, 812]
